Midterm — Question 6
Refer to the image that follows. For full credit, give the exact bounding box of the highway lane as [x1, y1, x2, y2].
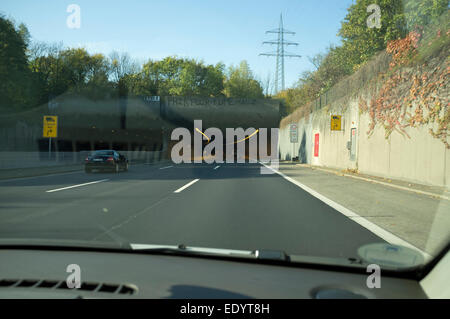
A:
[0, 162, 384, 259]
[0, 163, 189, 241]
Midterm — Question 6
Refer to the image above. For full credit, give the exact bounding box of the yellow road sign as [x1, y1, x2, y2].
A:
[331, 115, 342, 131]
[43, 115, 58, 138]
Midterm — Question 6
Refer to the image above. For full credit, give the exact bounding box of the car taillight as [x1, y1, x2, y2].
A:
[85, 157, 89, 162]
[107, 157, 114, 162]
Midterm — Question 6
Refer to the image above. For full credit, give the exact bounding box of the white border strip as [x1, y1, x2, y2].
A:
[174, 179, 200, 193]
[159, 165, 173, 170]
[259, 162, 433, 261]
[46, 179, 109, 193]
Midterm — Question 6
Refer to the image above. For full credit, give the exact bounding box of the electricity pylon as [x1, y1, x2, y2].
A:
[260, 14, 301, 94]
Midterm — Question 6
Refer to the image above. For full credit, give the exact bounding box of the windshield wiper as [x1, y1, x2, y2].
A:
[129, 243, 382, 272]
[130, 243, 290, 261]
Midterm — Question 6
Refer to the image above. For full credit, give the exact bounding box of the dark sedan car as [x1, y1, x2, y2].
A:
[84, 150, 129, 173]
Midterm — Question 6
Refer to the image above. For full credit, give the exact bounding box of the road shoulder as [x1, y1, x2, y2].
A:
[277, 163, 450, 257]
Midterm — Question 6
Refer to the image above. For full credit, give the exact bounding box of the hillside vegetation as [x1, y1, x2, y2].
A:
[277, 0, 449, 117]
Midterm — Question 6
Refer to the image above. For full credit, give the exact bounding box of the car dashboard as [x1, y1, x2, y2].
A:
[0, 248, 429, 299]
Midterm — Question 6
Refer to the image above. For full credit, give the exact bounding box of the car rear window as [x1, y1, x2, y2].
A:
[91, 151, 114, 156]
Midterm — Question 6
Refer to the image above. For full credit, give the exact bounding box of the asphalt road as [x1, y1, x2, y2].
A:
[0, 162, 384, 259]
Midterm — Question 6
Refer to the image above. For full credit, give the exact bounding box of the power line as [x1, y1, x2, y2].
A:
[259, 14, 301, 94]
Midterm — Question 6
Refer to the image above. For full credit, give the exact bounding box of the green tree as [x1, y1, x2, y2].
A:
[338, 0, 448, 71]
[338, 0, 407, 71]
[82, 53, 113, 99]
[134, 57, 183, 96]
[0, 16, 33, 109]
[403, 0, 449, 29]
[29, 45, 115, 101]
[134, 57, 225, 97]
[28, 42, 68, 103]
[177, 60, 225, 97]
[224, 61, 264, 99]
[60, 48, 94, 92]
[132, 59, 160, 96]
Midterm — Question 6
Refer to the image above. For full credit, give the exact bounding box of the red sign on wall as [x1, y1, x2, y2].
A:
[314, 133, 319, 157]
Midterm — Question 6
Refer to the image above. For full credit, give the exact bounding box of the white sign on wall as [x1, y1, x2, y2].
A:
[290, 123, 298, 143]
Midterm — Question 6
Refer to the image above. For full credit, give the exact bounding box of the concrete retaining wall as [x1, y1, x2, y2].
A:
[0, 151, 168, 170]
[0, 94, 281, 152]
[164, 96, 280, 130]
[279, 98, 449, 186]
[279, 60, 449, 187]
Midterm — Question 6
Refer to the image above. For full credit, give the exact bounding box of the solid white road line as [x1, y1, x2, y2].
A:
[46, 179, 109, 193]
[214, 165, 220, 170]
[159, 165, 173, 170]
[174, 179, 200, 193]
[259, 162, 433, 261]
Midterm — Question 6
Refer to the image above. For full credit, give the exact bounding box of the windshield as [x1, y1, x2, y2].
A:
[91, 150, 114, 156]
[0, 0, 449, 272]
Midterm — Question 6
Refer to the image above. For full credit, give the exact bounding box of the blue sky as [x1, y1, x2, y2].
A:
[1, 0, 354, 90]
